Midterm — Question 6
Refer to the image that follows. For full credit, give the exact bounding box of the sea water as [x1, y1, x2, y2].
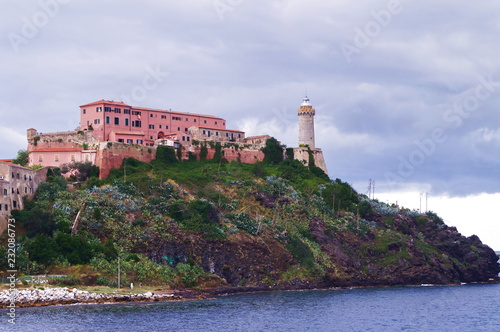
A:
[4, 283, 500, 331]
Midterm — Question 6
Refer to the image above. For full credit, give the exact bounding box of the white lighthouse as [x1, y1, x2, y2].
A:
[297, 95, 315, 148]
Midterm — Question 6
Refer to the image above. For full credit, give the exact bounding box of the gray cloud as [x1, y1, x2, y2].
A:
[1, 0, 500, 197]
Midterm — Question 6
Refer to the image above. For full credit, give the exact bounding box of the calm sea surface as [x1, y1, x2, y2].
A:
[4, 283, 500, 332]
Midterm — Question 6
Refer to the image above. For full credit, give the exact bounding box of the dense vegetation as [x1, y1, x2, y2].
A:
[1, 142, 498, 289]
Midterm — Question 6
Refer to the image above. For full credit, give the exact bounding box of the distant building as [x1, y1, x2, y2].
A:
[26, 97, 327, 177]
[0, 161, 47, 232]
[78, 100, 238, 146]
[298, 95, 315, 149]
[294, 96, 328, 173]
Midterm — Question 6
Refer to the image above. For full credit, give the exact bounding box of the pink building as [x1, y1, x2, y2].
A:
[28, 147, 97, 168]
[79, 100, 234, 146]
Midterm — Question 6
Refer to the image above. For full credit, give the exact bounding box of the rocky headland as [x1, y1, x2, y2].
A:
[2, 153, 499, 308]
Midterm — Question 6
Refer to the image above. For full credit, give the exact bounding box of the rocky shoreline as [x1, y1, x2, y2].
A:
[0, 287, 192, 308]
[2, 279, 499, 309]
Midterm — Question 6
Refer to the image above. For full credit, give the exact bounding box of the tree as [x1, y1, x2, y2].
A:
[262, 137, 284, 165]
[12, 150, 28, 166]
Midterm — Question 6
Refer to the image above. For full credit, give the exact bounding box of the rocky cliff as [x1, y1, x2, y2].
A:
[3, 155, 499, 294]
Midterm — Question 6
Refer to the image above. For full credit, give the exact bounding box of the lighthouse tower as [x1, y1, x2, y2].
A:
[297, 95, 315, 148]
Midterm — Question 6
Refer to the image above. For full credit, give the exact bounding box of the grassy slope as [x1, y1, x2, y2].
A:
[1, 154, 499, 289]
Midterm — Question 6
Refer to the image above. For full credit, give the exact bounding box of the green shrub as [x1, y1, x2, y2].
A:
[263, 137, 284, 165]
[156, 146, 178, 164]
[175, 263, 205, 287]
[200, 145, 208, 161]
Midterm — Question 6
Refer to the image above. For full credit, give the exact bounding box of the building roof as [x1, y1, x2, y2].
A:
[0, 160, 35, 171]
[31, 148, 83, 152]
[134, 106, 223, 120]
[80, 100, 132, 108]
[80, 100, 224, 120]
[301, 95, 312, 106]
[191, 126, 244, 133]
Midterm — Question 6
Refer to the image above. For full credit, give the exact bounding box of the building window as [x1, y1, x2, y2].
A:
[38, 155, 43, 162]
[182, 136, 185, 141]
[105, 107, 112, 112]
[24, 174, 27, 180]
[166, 125, 169, 129]
[127, 139, 133, 144]
[55, 155, 59, 162]
[94, 119, 101, 124]
[29, 176, 32, 181]
[202, 130, 206, 135]
[114, 117, 120, 125]
[114, 108, 121, 113]
[238, 134, 241, 138]
[204, 120, 207, 124]
[124, 109, 130, 114]
[207, 131, 211, 137]
[83, 109, 86, 114]
[149, 136, 153, 139]
[16, 173, 20, 179]
[106, 116, 110, 124]
[159, 125, 162, 129]
[125, 118, 129, 126]
[161, 115, 166, 119]
[132, 121, 142, 127]
[187, 137, 190, 141]
[149, 125, 155, 129]
[4, 204, 7, 211]
[132, 111, 142, 116]
[150, 114, 154, 117]
[0, 204, 2, 211]
[194, 119, 197, 122]
[118, 139, 124, 143]
[16, 189, 19, 194]
[13, 201, 17, 208]
[177, 127, 180, 131]
[71, 155, 75, 162]
[96, 107, 102, 112]
[226, 133, 229, 137]
[185, 118, 188, 121]
[3, 189, 7, 195]
[24, 187, 27, 194]
[215, 121, 218, 125]
[137, 140, 143, 144]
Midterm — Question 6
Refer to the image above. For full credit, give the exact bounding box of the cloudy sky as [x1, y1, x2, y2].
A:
[1, 1, 499, 249]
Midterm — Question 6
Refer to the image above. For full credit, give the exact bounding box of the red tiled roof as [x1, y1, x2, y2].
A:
[0, 161, 34, 170]
[31, 148, 83, 152]
[79, 100, 224, 120]
[80, 100, 131, 108]
[134, 106, 223, 120]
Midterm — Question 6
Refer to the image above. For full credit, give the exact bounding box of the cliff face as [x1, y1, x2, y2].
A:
[133, 200, 499, 289]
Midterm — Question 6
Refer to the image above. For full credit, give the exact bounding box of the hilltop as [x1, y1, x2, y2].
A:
[1, 145, 499, 297]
